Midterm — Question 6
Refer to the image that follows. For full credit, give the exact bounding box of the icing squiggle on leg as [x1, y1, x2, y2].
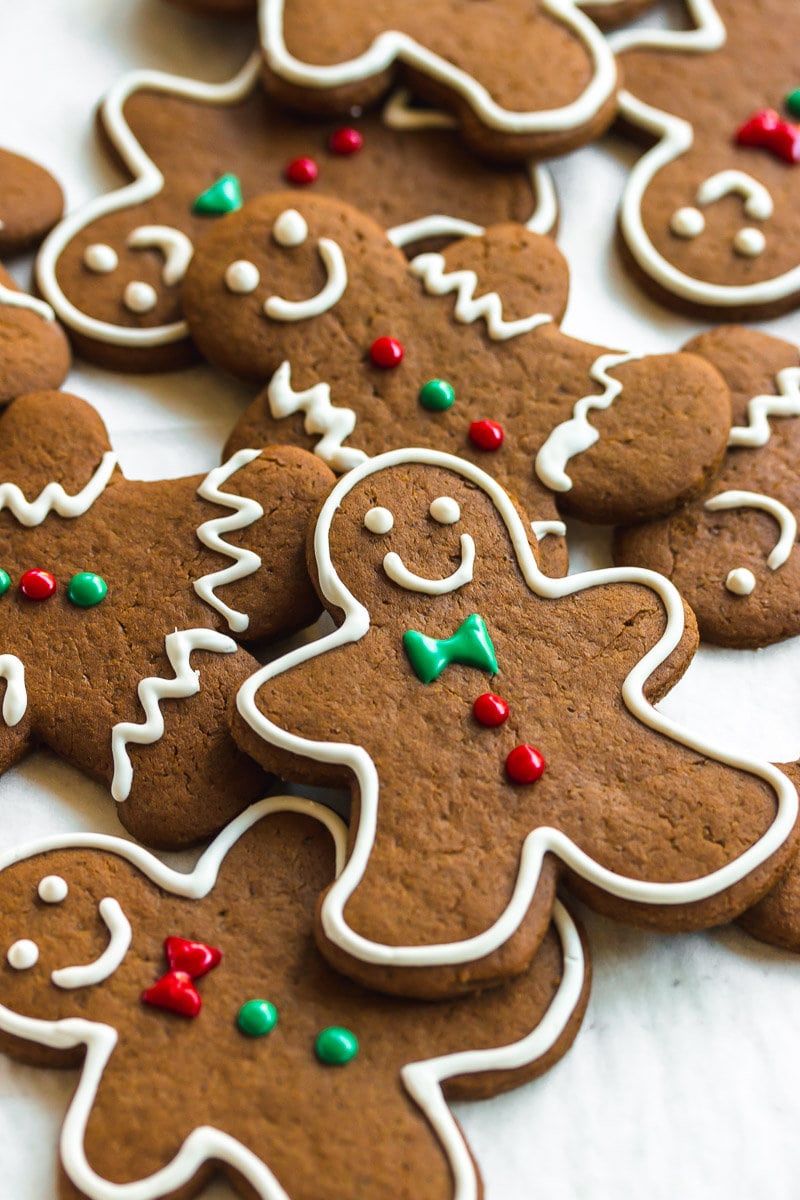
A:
[194, 449, 264, 634]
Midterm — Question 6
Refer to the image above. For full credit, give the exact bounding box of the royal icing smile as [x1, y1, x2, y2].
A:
[383, 533, 476, 595]
[263, 233, 347, 322]
[50, 898, 132, 989]
[704, 489, 797, 595]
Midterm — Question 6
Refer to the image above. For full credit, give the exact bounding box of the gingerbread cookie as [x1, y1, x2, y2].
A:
[616, 327, 800, 648]
[231, 450, 797, 1000]
[258, 0, 619, 162]
[184, 191, 732, 577]
[0, 391, 333, 847]
[0, 796, 588, 1200]
[613, 0, 800, 319]
[37, 53, 556, 373]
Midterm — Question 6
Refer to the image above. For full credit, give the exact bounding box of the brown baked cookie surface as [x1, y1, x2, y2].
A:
[614, 0, 800, 319]
[0, 391, 333, 848]
[740, 762, 800, 952]
[0, 798, 589, 1200]
[577, 0, 657, 26]
[0, 148, 63, 256]
[259, 0, 618, 161]
[231, 451, 797, 999]
[615, 327, 800, 648]
[38, 54, 555, 373]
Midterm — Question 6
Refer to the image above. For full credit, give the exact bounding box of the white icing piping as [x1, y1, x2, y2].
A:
[0, 452, 117, 527]
[531, 520, 567, 541]
[0, 655, 26, 727]
[728, 367, 800, 447]
[696, 171, 773, 221]
[0, 281, 55, 322]
[383, 533, 475, 594]
[409, 251, 553, 340]
[535, 352, 637, 492]
[267, 360, 368, 472]
[263, 238, 347, 321]
[260, 0, 617, 135]
[236, 448, 797, 969]
[51, 899, 132, 990]
[607, 0, 726, 54]
[382, 88, 458, 132]
[110, 629, 238, 802]
[36, 52, 263, 348]
[194, 449, 264, 634]
[125, 226, 194, 286]
[704, 490, 797, 571]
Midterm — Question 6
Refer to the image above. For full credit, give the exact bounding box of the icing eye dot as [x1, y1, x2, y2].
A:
[83, 243, 119, 273]
[329, 127, 364, 155]
[315, 1025, 359, 1065]
[38, 875, 68, 904]
[429, 496, 460, 525]
[285, 156, 319, 186]
[0, 569, 10, 597]
[506, 744, 546, 784]
[670, 207, 705, 239]
[124, 281, 157, 314]
[734, 227, 766, 257]
[238, 999, 278, 1037]
[224, 260, 261, 294]
[19, 569, 56, 601]
[419, 379, 455, 412]
[272, 209, 309, 248]
[364, 506, 394, 535]
[725, 567, 756, 595]
[68, 571, 108, 608]
[7, 939, 39, 970]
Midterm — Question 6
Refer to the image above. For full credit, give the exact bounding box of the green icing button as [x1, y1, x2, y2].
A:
[192, 173, 243, 216]
[238, 999, 278, 1038]
[0, 570, 10, 597]
[67, 572, 107, 608]
[419, 379, 455, 412]
[786, 89, 800, 118]
[315, 1025, 359, 1065]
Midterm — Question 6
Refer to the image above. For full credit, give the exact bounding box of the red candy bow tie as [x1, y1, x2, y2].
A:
[736, 109, 800, 164]
[141, 937, 222, 1019]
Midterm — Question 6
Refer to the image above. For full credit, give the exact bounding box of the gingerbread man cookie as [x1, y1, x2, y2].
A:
[37, 53, 556, 373]
[231, 450, 797, 1000]
[0, 391, 332, 847]
[616, 327, 800, 648]
[258, 0, 619, 161]
[613, 0, 800, 319]
[183, 191, 732, 575]
[0, 796, 588, 1200]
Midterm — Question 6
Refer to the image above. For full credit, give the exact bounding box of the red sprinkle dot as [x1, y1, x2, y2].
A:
[285, 156, 319, 186]
[369, 336, 404, 368]
[329, 127, 363, 155]
[473, 693, 509, 727]
[19, 569, 57, 601]
[469, 419, 504, 452]
[506, 744, 546, 784]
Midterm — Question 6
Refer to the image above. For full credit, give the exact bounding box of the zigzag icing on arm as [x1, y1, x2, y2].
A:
[728, 367, 800, 447]
[267, 361, 368, 471]
[409, 252, 553, 341]
[110, 628, 238, 802]
[0, 452, 118, 527]
[535, 352, 637, 492]
[0, 655, 26, 726]
[194, 449, 264, 634]
[0, 282, 55, 322]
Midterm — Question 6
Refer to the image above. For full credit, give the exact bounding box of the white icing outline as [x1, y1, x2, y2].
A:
[409, 251, 553, 340]
[535, 352, 637, 492]
[728, 367, 800, 447]
[0, 796, 584, 1200]
[260, 0, 617, 135]
[0, 452, 117, 527]
[704, 490, 797, 571]
[236, 448, 797, 969]
[263, 237, 347, 321]
[125, 226, 194, 286]
[51, 899, 132, 990]
[383, 533, 475, 594]
[0, 655, 26, 727]
[267, 361, 368, 472]
[531, 519, 567, 541]
[110, 629, 238, 802]
[0, 281, 55, 322]
[696, 171, 773, 221]
[194, 449, 264, 634]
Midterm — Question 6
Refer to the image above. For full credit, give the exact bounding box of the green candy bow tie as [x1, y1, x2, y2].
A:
[403, 613, 499, 684]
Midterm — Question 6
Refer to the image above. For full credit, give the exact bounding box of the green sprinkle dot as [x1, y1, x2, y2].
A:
[192, 173, 243, 216]
[786, 89, 800, 118]
[419, 379, 455, 412]
[237, 999, 278, 1038]
[315, 1025, 359, 1065]
[67, 572, 107, 608]
[0, 570, 10, 597]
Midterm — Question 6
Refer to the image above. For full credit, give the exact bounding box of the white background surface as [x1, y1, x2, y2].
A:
[2, 1, 800, 1197]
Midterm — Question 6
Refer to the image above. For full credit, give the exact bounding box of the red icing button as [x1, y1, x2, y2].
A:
[736, 109, 800, 163]
[473, 693, 509, 727]
[506, 744, 546, 784]
[285, 156, 319, 185]
[141, 970, 202, 1018]
[329, 127, 363, 155]
[369, 336, 404, 368]
[469, 419, 504, 451]
[19, 569, 57, 601]
[164, 936, 222, 979]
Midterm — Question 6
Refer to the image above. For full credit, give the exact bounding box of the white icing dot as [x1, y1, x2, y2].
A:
[38, 875, 68, 904]
[83, 243, 119, 273]
[272, 209, 309, 248]
[7, 939, 39, 970]
[734, 227, 766, 258]
[670, 207, 705, 239]
[364, 506, 394, 534]
[429, 496, 461, 525]
[224, 260, 261, 294]
[725, 567, 756, 596]
[123, 280, 157, 314]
